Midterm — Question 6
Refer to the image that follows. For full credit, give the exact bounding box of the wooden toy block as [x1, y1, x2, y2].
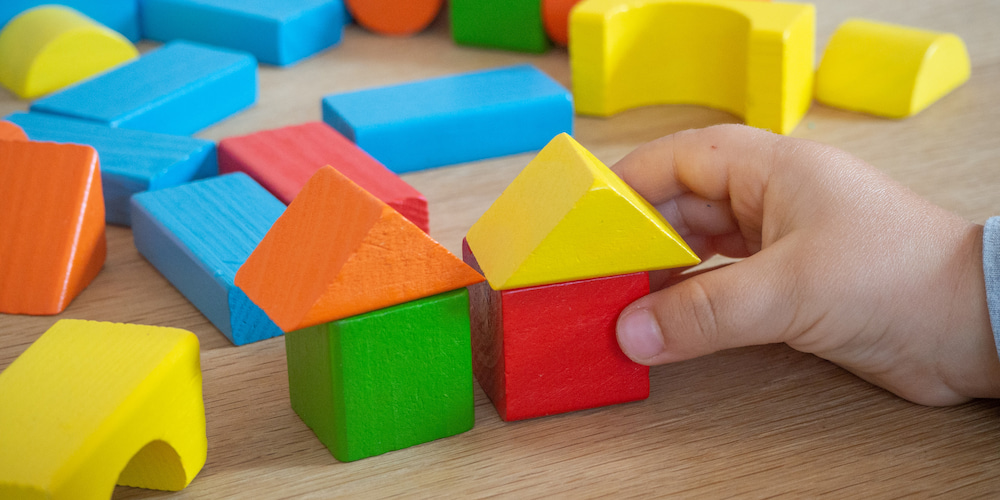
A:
[0, 140, 105, 315]
[0, 6, 138, 99]
[6, 111, 217, 226]
[465, 133, 699, 291]
[322, 64, 573, 173]
[218, 121, 429, 233]
[31, 40, 257, 135]
[235, 165, 484, 332]
[0, 319, 206, 498]
[816, 19, 971, 119]
[141, 0, 346, 67]
[287, 288, 474, 462]
[0, 0, 140, 41]
[131, 173, 286, 345]
[570, 0, 814, 135]
[463, 240, 649, 421]
[542, 0, 583, 46]
[346, 0, 442, 36]
[451, 0, 548, 53]
[0, 120, 26, 140]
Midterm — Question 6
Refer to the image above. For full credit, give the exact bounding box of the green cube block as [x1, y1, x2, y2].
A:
[450, 0, 549, 53]
[286, 289, 475, 462]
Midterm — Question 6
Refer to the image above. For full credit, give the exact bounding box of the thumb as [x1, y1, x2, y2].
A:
[616, 250, 800, 365]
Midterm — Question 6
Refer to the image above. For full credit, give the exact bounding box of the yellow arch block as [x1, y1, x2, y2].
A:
[570, 0, 814, 135]
[815, 19, 971, 119]
[0, 320, 206, 499]
[466, 133, 700, 290]
[0, 6, 139, 99]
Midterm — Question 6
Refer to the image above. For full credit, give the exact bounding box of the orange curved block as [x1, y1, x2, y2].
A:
[570, 0, 814, 134]
[0, 120, 26, 141]
[542, 0, 582, 46]
[235, 165, 483, 332]
[346, 0, 443, 36]
[0, 140, 106, 315]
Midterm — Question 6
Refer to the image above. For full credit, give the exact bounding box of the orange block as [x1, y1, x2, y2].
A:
[235, 165, 483, 332]
[0, 120, 26, 141]
[346, 0, 443, 36]
[0, 140, 106, 315]
[542, 0, 582, 46]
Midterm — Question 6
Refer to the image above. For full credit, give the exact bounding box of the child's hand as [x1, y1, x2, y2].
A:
[611, 124, 1000, 405]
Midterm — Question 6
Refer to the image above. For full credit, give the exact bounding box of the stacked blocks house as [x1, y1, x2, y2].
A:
[131, 173, 286, 346]
[218, 121, 429, 233]
[464, 133, 700, 421]
[0, 139, 105, 315]
[235, 166, 485, 461]
[0, 319, 206, 498]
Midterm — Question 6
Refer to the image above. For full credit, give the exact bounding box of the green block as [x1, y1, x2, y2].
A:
[450, 0, 549, 53]
[286, 289, 475, 462]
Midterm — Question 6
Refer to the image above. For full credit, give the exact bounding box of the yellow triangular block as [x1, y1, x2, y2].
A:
[0, 320, 206, 500]
[466, 133, 700, 290]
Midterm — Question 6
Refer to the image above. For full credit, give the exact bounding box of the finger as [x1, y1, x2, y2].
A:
[654, 194, 738, 238]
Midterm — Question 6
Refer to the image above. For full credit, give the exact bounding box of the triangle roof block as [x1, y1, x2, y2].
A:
[235, 166, 483, 332]
[465, 133, 699, 290]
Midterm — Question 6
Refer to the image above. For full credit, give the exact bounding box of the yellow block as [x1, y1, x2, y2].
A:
[815, 19, 971, 119]
[0, 6, 139, 99]
[466, 133, 700, 290]
[570, 0, 814, 135]
[0, 320, 206, 500]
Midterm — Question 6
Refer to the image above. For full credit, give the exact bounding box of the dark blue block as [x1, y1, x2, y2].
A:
[31, 41, 257, 135]
[0, 0, 140, 41]
[6, 112, 216, 226]
[321, 64, 573, 173]
[131, 173, 285, 345]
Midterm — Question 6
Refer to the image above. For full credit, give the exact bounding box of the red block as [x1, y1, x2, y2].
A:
[218, 121, 429, 232]
[463, 239, 650, 421]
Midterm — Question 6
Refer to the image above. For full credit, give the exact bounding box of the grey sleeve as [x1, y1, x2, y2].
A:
[984, 217, 1000, 359]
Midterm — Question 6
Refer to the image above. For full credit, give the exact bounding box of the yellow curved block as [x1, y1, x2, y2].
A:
[466, 133, 700, 290]
[0, 320, 206, 499]
[0, 6, 139, 99]
[570, 0, 814, 135]
[815, 19, 971, 119]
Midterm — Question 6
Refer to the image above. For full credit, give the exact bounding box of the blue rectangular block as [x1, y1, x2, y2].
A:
[321, 64, 574, 173]
[31, 41, 257, 135]
[131, 173, 286, 346]
[142, 0, 346, 66]
[6, 112, 217, 226]
[0, 0, 140, 41]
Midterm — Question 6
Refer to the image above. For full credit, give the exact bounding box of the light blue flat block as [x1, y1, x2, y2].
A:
[321, 64, 574, 173]
[131, 173, 286, 345]
[0, 0, 140, 41]
[30, 40, 257, 135]
[141, 0, 346, 66]
[6, 112, 217, 226]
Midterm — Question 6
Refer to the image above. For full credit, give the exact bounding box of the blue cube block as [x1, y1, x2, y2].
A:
[6, 112, 217, 226]
[321, 64, 574, 173]
[0, 0, 140, 41]
[141, 0, 346, 66]
[31, 40, 257, 135]
[131, 173, 286, 345]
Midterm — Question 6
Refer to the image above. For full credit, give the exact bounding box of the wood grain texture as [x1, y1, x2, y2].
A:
[2, 1, 1000, 496]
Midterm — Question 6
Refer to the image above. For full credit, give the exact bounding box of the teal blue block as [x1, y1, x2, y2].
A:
[5, 112, 216, 226]
[131, 173, 285, 346]
[287, 289, 474, 462]
[141, 0, 346, 66]
[321, 64, 573, 173]
[31, 41, 257, 135]
[0, 0, 139, 41]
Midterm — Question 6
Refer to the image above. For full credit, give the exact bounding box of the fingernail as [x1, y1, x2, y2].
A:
[617, 308, 664, 361]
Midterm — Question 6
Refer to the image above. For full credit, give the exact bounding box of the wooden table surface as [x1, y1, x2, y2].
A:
[3, 1, 999, 497]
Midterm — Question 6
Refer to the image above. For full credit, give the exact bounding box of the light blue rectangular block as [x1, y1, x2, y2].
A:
[141, 0, 346, 66]
[0, 0, 140, 41]
[321, 64, 574, 173]
[131, 173, 286, 346]
[31, 41, 257, 135]
[6, 112, 217, 226]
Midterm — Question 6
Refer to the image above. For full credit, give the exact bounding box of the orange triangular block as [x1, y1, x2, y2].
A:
[235, 165, 484, 332]
[0, 140, 106, 315]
